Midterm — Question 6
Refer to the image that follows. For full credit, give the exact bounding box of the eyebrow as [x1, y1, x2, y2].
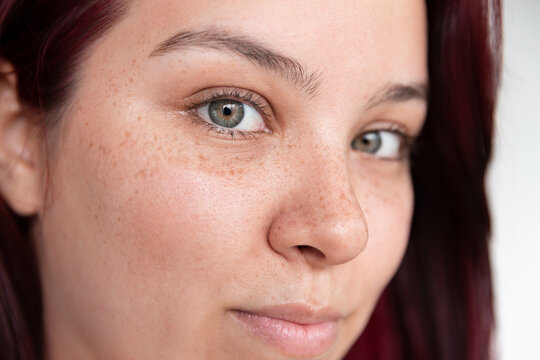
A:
[366, 82, 428, 109]
[150, 28, 322, 97]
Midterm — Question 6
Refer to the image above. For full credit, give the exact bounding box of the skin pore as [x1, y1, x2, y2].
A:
[0, 0, 427, 359]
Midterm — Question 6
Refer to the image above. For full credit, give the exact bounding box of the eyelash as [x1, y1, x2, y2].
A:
[183, 88, 273, 140]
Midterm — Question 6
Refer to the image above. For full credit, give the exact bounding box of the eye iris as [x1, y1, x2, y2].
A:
[208, 100, 245, 128]
[352, 132, 382, 153]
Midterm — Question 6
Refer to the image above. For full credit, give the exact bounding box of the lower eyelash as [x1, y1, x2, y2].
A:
[185, 112, 265, 140]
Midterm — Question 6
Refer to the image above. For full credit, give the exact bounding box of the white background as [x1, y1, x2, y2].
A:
[489, 0, 540, 359]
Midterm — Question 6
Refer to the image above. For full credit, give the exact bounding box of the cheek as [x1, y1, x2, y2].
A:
[364, 174, 412, 282]
[346, 171, 413, 306]
[41, 112, 271, 306]
[38, 112, 280, 353]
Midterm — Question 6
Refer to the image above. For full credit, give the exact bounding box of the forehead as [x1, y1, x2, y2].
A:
[113, 0, 427, 87]
[80, 0, 428, 111]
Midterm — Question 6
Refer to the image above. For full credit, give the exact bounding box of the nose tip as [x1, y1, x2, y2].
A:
[267, 187, 368, 267]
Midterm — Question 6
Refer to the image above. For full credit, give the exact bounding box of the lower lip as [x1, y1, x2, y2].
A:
[231, 310, 338, 357]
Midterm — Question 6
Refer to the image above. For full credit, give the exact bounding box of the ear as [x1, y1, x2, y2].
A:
[0, 61, 43, 216]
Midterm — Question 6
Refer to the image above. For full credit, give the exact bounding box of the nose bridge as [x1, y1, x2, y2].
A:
[268, 134, 368, 267]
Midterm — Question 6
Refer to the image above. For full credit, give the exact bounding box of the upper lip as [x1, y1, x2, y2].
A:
[233, 303, 343, 325]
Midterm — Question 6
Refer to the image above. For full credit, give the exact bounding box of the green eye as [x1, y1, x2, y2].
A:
[208, 100, 245, 128]
[352, 132, 382, 153]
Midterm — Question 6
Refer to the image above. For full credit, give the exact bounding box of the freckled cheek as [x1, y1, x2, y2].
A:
[354, 176, 413, 284]
[88, 148, 267, 295]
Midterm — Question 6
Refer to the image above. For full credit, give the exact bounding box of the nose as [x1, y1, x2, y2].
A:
[267, 150, 368, 268]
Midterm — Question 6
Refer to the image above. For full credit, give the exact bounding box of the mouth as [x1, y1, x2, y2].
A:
[229, 304, 341, 357]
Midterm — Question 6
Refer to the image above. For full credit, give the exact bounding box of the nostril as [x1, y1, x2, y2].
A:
[297, 245, 325, 260]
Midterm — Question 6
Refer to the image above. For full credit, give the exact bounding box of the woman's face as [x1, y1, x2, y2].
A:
[35, 0, 427, 359]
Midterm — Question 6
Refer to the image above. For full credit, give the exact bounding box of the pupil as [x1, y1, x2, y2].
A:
[223, 106, 232, 116]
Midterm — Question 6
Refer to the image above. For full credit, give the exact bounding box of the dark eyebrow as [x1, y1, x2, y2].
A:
[150, 28, 322, 97]
[366, 82, 428, 109]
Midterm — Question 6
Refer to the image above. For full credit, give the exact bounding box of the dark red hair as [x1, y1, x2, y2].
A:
[347, 0, 501, 359]
[0, 0, 501, 359]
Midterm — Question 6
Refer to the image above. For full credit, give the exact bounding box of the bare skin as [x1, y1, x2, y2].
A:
[0, 0, 427, 359]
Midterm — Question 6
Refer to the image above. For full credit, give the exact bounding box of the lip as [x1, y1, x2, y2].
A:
[230, 304, 341, 357]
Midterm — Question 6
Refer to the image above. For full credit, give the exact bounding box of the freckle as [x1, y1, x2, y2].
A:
[125, 131, 131, 138]
[94, 214, 98, 220]
[340, 192, 346, 200]
[198, 154, 208, 162]
[129, 77, 134, 83]
[137, 116, 142, 121]
[88, 142, 93, 148]
[135, 168, 147, 179]
[229, 169, 235, 175]
[84, 121, 89, 126]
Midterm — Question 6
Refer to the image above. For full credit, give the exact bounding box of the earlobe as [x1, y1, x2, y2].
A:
[0, 62, 43, 216]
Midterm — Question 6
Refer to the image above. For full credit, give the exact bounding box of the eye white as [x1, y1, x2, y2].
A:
[375, 131, 402, 158]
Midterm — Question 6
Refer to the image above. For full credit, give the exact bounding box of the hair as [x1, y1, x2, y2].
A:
[0, 0, 501, 359]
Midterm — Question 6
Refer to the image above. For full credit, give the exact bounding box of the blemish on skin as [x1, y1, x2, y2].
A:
[125, 131, 131, 138]
[98, 145, 110, 155]
[198, 154, 208, 162]
[229, 169, 235, 175]
[88, 142, 93, 148]
[135, 168, 147, 179]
